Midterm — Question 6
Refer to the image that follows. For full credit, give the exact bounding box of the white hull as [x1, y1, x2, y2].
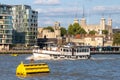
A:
[33, 53, 51, 59]
[32, 45, 91, 60]
[33, 52, 90, 60]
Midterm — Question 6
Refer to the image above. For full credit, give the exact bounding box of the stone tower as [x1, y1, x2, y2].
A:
[80, 18, 86, 27]
[100, 17, 106, 30]
[107, 18, 112, 35]
[53, 22, 61, 38]
[73, 18, 79, 24]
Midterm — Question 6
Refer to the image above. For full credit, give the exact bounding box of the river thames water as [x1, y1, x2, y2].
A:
[0, 54, 120, 80]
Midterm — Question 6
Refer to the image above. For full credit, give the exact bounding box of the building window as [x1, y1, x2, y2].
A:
[92, 38, 95, 41]
[0, 16, 2, 19]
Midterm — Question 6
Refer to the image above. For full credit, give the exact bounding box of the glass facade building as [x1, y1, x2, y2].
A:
[12, 5, 38, 46]
[0, 4, 38, 50]
[0, 4, 12, 50]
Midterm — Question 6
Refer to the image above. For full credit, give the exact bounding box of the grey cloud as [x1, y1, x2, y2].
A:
[34, 0, 60, 5]
[36, 7, 83, 18]
[92, 6, 120, 15]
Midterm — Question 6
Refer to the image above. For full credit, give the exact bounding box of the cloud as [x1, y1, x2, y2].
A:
[93, 6, 106, 11]
[36, 7, 75, 13]
[38, 18, 58, 27]
[35, 7, 83, 18]
[92, 6, 120, 15]
[34, 0, 60, 5]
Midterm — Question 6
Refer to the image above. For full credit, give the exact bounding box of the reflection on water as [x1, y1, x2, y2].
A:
[0, 54, 120, 80]
[17, 73, 49, 79]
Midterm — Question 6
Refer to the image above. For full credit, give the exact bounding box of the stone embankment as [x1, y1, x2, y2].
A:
[0, 50, 32, 54]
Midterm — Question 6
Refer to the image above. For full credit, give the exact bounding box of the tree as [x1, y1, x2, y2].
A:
[89, 30, 96, 35]
[73, 23, 80, 27]
[68, 23, 86, 35]
[43, 26, 54, 32]
[60, 27, 67, 36]
[102, 30, 108, 35]
[113, 33, 120, 46]
[68, 24, 74, 35]
[79, 28, 87, 34]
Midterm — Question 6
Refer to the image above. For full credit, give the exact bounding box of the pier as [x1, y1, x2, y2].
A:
[90, 51, 120, 54]
[0, 50, 32, 54]
[90, 46, 120, 54]
[0, 46, 120, 54]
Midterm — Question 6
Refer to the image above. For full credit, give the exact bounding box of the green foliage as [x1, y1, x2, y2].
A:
[73, 23, 80, 27]
[68, 23, 86, 35]
[68, 24, 74, 35]
[60, 27, 67, 36]
[102, 30, 108, 35]
[43, 26, 54, 32]
[113, 33, 120, 45]
[89, 30, 96, 35]
[79, 28, 87, 34]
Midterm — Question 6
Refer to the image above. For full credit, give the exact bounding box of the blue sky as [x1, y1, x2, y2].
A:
[1, 0, 120, 28]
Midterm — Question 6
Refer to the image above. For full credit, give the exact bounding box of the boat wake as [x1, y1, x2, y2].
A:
[26, 55, 52, 60]
[26, 55, 80, 61]
[26, 55, 34, 60]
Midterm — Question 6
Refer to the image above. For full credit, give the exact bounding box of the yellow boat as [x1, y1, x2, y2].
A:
[10, 54, 18, 56]
[16, 61, 50, 77]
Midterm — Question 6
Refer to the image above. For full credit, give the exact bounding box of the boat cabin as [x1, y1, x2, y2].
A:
[60, 46, 90, 56]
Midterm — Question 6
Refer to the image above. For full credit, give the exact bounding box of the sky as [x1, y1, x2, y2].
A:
[1, 0, 120, 28]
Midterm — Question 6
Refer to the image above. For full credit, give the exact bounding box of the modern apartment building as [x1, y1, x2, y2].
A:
[12, 5, 38, 46]
[0, 4, 12, 50]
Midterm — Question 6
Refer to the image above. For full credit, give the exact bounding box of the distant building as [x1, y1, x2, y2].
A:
[37, 22, 62, 46]
[84, 36, 103, 46]
[38, 22, 61, 38]
[68, 17, 113, 46]
[67, 34, 103, 46]
[0, 4, 12, 50]
[67, 34, 112, 46]
[113, 28, 120, 33]
[74, 17, 113, 35]
[12, 5, 38, 46]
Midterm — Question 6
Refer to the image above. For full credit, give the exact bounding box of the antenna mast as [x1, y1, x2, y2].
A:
[75, 2, 78, 18]
[82, 5, 85, 18]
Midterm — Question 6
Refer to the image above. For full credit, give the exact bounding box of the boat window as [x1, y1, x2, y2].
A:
[78, 50, 79, 52]
[82, 49, 85, 52]
[85, 49, 87, 52]
[79, 49, 81, 52]
[66, 49, 68, 52]
[77, 49, 79, 52]
[84, 49, 86, 52]
[83, 48, 86, 52]
[86, 49, 89, 52]
[63, 49, 66, 52]
[75, 49, 77, 52]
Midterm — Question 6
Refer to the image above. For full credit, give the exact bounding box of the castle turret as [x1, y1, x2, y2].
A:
[73, 18, 79, 24]
[54, 21, 60, 30]
[53, 22, 61, 38]
[80, 18, 86, 27]
[100, 17, 106, 30]
[108, 18, 112, 26]
[107, 18, 113, 35]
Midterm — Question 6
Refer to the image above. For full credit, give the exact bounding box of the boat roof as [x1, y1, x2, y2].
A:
[62, 46, 90, 49]
[33, 45, 39, 48]
[44, 42, 55, 44]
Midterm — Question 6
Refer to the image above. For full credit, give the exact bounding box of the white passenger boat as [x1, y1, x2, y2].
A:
[32, 45, 91, 60]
